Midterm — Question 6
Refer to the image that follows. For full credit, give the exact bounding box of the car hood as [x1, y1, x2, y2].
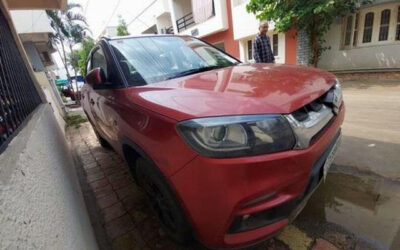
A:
[120, 64, 337, 121]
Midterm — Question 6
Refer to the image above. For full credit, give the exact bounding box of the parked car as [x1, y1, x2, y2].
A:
[82, 35, 344, 249]
[61, 79, 83, 101]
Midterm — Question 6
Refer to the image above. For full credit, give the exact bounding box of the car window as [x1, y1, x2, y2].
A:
[110, 36, 239, 85]
[91, 47, 108, 79]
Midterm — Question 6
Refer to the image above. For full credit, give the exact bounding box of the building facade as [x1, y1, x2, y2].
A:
[10, 10, 65, 126]
[319, 0, 400, 72]
[230, 0, 297, 64]
[123, 0, 297, 63]
[120, 0, 400, 73]
[0, 0, 98, 249]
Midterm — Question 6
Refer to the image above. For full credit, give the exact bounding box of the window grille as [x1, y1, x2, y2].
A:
[273, 34, 278, 56]
[0, 10, 42, 150]
[379, 9, 391, 41]
[363, 12, 374, 43]
[353, 14, 359, 46]
[396, 7, 400, 40]
[247, 40, 253, 60]
[344, 16, 353, 46]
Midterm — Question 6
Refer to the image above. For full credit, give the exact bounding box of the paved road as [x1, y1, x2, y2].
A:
[334, 80, 400, 180]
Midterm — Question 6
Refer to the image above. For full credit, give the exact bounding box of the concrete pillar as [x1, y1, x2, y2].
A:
[297, 28, 311, 66]
[239, 40, 246, 62]
[167, 0, 178, 34]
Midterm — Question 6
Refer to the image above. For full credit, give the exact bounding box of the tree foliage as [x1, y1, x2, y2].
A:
[78, 38, 95, 76]
[47, 3, 90, 104]
[46, 3, 90, 77]
[68, 49, 80, 72]
[68, 38, 95, 76]
[117, 17, 130, 36]
[246, 0, 372, 66]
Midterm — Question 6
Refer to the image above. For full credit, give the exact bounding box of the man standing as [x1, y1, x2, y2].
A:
[253, 21, 275, 63]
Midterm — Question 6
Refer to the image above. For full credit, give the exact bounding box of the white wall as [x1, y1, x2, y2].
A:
[0, 105, 98, 250]
[154, 0, 170, 18]
[172, 0, 229, 38]
[10, 10, 52, 33]
[128, 0, 170, 35]
[231, 0, 276, 40]
[172, 0, 192, 19]
[319, 19, 400, 71]
[156, 13, 173, 34]
[319, 2, 400, 71]
[34, 71, 66, 131]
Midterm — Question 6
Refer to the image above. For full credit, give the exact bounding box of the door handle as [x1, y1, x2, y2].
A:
[90, 99, 95, 105]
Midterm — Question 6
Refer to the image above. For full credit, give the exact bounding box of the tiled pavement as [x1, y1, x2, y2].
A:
[67, 122, 338, 250]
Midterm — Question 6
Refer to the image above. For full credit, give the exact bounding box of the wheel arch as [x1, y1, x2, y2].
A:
[120, 136, 154, 182]
[120, 136, 197, 242]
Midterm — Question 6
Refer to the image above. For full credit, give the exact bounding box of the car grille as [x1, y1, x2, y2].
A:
[285, 85, 339, 149]
[292, 89, 333, 122]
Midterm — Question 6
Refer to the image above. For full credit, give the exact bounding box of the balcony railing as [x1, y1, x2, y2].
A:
[0, 10, 42, 150]
[176, 12, 195, 33]
[176, 1, 216, 33]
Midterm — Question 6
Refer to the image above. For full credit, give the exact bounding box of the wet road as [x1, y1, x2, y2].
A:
[283, 80, 400, 250]
[334, 80, 400, 180]
[295, 170, 400, 250]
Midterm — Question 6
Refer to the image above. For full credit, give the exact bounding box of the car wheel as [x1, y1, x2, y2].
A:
[95, 130, 111, 149]
[136, 158, 193, 245]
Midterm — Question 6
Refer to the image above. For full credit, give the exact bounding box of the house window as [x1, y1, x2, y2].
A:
[353, 14, 359, 46]
[396, 6, 400, 40]
[344, 15, 354, 46]
[272, 34, 278, 56]
[343, 4, 400, 48]
[247, 40, 253, 60]
[41, 52, 51, 63]
[363, 12, 374, 43]
[379, 9, 391, 41]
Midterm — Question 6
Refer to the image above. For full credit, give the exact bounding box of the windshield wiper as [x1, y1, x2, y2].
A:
[166, 65, 227, 80]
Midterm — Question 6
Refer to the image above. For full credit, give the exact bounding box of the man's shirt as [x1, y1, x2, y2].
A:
[253, 34, 275, 63]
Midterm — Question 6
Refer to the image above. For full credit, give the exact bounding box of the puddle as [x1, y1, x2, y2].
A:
[295, 169, 400, 250]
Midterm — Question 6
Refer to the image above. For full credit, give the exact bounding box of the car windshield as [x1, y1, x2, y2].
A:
[109, 36, 239, 85]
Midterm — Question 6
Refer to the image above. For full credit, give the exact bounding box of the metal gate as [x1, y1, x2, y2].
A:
[0, 9, 42, 150]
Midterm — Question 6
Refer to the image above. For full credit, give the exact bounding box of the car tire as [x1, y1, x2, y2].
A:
[87, 119, 111, 149]
[136, 158, 193, 245]
[94, 129, 111, 149]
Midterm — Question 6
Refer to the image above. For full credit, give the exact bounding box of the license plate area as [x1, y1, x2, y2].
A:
[323, 133, 342, 181]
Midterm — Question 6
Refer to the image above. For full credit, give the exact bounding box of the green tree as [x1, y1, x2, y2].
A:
[77, 38, 95, 76]
[68, 38, 95, 78]
[47, 3, 90, 103]
[246, 0, 372, 67]
[68, 49, 80, 75]
[117, 16, 130, 36]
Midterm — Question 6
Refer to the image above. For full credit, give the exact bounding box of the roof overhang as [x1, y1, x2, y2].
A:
[20, 33, 50, 43]
[6, 0, 67, 10]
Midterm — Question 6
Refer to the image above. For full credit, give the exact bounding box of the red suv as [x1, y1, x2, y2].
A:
[82, 35, 344, 249]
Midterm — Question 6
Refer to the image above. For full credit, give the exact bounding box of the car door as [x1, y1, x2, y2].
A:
[82, 53, 96, 124]
[88, 45, 122, 147]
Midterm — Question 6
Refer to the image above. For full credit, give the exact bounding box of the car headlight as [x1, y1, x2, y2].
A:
[177, 115, 296, 158]
[324, 79, 343, 114]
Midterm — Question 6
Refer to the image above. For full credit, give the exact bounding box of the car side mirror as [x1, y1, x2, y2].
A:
[85, 67, 105, 85]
